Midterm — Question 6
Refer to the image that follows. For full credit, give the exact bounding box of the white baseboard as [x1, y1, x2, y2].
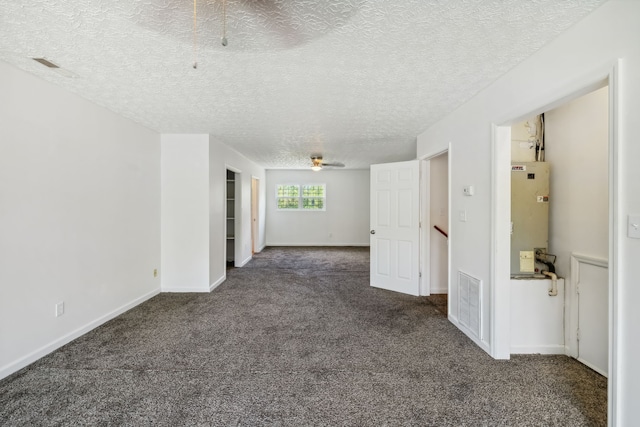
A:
[266, 243, 370, 247]
[236, 254, 252, 267]
[430, 286, 448, 294]
[162, 286, 211, 293]
[210, 274, 226, 291]
[510, 345, 566, 355]
[449, 314, 493, 358]
[0, 288, 160, 381]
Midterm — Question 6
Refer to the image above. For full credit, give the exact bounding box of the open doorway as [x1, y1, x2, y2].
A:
[423, 152, 449, 314]
[507, 87, 609, 369]
[492, 71, 617, 420]
[226, 168, 241, 268]
[545, 87, 609, 375]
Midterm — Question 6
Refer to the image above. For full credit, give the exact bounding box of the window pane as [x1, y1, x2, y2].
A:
[277, 185, 299, 197]
[302, 185, 325, 197]
[278, 198, 299, 209]
[302, 197, 324, 210]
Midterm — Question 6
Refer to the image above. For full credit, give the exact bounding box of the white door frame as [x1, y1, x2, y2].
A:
[419, 146, 452, 299]
[225, 165, 242, 268]
[490, 61, 620, 422]
[251, 176, 259, 254]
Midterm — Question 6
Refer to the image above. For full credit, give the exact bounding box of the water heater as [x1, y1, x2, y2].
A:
[511, 162, 550, 276]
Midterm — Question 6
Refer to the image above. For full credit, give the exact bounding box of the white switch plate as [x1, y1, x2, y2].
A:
[463, 185, 474, 196]
[459, 210, 467, 222]
[629, 215, 640, 239]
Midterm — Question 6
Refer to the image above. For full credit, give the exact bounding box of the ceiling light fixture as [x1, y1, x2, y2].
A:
[311, 157, 323, 171]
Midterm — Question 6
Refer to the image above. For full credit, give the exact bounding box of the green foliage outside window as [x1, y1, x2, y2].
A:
[302, 197, 324, 209]
[277, 185, 299, 197]
[302, 185, 325, 197]
[276, 184, 326, 210]
[278, 197, 300, 209]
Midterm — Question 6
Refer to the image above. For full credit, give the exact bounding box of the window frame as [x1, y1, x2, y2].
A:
[276, 183, 326, 211]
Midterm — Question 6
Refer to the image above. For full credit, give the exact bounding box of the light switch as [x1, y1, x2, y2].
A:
[629, 215, 640, 239]
[459, 210, 467, 222]
[463, 185, 474, 196]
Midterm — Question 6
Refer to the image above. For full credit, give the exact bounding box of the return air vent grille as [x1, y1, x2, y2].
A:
[458, 271, 482, 339]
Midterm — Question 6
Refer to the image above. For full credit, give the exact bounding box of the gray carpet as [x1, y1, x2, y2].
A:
[0, 247, 606, 426]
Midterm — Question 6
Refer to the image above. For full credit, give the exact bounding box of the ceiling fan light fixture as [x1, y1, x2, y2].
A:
[311, 156, 323, 171]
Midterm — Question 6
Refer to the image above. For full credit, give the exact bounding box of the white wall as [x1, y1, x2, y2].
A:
[546, 86, 609, 277]
[161, 135, 210, 292]
[266, 169, 370, 246]
[429, 153, 448, 293]
[511, 116, 540, 162]
[0, 60, 161, 379]
[510, 279, 565, 354]
[416, 1, 640, 423]
[545, 87, 609, 368]
[209, 137, 267, 283]
[160, 134, 266, 291]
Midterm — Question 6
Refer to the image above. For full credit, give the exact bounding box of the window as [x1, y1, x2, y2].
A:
[276, 185, 300, 209]
[302, 185, 325, 210]
[276, 184, 326, 210]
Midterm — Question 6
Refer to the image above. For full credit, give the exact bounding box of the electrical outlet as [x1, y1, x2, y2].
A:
[459, 210, 467, 222]
[153, 268, 158, 278]
[55, 301, 64, 317]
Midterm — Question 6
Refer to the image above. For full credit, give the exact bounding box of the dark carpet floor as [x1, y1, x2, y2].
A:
[0, 247, 606, 426]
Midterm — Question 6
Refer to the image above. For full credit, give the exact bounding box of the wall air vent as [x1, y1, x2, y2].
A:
[458, 271, 482, 339]
[32, 58, 59, 68]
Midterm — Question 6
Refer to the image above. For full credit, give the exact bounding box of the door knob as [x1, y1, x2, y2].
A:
[370, 230, 376, 234]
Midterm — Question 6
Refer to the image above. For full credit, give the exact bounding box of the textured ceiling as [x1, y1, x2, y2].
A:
[0, 0, 606, 169]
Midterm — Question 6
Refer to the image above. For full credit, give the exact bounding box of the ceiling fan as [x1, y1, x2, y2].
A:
[311, 156, 345, 171]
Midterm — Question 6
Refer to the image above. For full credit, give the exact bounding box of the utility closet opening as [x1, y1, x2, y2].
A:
[226, 169, 238, 269]
[508, 86, 609, 381]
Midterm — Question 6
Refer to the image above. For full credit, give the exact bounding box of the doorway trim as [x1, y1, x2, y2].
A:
[419, 143, 452, 298]
[251, 176, 260, 254]
[490, 61, 620, 423]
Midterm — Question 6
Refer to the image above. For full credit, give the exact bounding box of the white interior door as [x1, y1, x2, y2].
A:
[370, 160, 420, 296]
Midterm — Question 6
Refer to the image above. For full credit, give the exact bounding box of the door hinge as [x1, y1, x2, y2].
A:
[576, 328, 580, 341]
[419, 272, 422, 278]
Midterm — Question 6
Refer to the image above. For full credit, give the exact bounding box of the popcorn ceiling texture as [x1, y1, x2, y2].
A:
[0, 0, 605, 169]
